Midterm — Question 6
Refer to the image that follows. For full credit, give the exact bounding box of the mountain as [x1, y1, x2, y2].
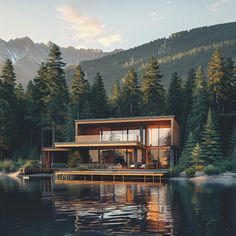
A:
[75, 21, 236, 91]
[1, 22, 236, 91]
[0, 37, 122, 86]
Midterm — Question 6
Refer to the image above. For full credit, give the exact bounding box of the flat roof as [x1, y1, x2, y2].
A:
[54, 141, 144, 149]
[75, 115, 176, 125]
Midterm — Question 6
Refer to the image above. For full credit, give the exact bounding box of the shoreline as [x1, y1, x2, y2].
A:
[170, 172, 236, 186]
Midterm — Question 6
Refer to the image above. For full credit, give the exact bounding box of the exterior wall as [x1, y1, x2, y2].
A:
[73, 117, 180, 168]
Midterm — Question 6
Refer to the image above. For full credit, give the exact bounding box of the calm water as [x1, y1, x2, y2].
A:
[0, 176, 236, 236]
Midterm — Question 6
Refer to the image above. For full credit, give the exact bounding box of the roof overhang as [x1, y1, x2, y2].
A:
[54, 141, 143, 149]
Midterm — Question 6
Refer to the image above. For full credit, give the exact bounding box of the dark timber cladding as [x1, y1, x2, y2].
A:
[42, 115, 180, 178]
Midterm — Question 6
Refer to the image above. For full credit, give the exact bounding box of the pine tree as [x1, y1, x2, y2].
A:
[91, 72, 109, 118]
[228, 126, 236, 159]
[141, 57, 166, 115]
[109, 80, 122, 117]
[70, 65, 90, 120]
[0, 98, 11, 159]
[43, 43, 69, 141]
[0, 59, 16, 158]
[182, 68, 195, 143]
[188, 66, 208, 141]
[232, 146, 236, 172]
[1, 59, 16, 105]
[167, 72, 183, 122]
[208, 49, 225, 112]
[200, 108, 223, 165]
[121, 67, 140, 116]
[223, 57, 236, 113]
[179, 132, 197, 169]
[190, 143, 204, 167]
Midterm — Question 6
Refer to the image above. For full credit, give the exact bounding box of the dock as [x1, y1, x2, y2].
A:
[54, 170, 168, 183]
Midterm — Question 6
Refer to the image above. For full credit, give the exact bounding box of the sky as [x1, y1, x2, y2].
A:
[0, 0, 235, 51]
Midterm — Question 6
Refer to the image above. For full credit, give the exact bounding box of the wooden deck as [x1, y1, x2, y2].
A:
[54, 170, 168, 183]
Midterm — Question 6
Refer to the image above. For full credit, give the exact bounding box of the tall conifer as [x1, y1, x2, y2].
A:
[141, 57, 165, 115]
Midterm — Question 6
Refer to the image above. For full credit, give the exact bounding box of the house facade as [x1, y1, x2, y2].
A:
[42, 116, 180, 169]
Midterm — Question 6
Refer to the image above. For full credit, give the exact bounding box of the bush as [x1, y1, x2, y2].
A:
[0, 159, 24, 172]
[185, 167, 196, 178]
[169, 166, 181, 177]
[195, 165, 204, 171]
[68, 151, 80, 168]
[23, 160, 40, 169]
[203, 164, 222, 175]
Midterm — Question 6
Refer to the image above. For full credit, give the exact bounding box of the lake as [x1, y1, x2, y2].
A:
[0, 176, 236, 236]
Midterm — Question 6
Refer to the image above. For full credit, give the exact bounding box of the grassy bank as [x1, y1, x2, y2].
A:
[0, 159, 26, 173]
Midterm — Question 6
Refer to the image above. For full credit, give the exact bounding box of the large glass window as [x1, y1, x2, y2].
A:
[148, 127, 159, 146]
[128, 127, 140, 141]
[159, 128, 171, 146]
[159, 149, 170, 169]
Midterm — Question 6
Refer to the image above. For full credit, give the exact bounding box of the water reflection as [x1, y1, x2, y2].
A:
[0, 176, 236, 236]
[53, 182, 173, 235]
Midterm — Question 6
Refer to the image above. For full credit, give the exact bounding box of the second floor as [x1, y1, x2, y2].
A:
[74, 116, 180, 148]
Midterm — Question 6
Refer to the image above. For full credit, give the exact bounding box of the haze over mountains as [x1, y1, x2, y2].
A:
[0, 21, 236, 91]
[0, 37, 122, 86]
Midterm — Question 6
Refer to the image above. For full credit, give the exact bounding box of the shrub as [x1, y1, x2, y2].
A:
[23, 160, 40, 169]
[169, 166, 181, 177]
[185, 167, 196, 178]
[195, 165, 204, 171]
[203, 164, 222, 175]
[68, 151, 80, 168]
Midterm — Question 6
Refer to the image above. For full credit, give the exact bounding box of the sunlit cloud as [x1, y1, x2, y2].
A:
[56, 4, 123, 48]
[208, 0, 231, 12]
[151, 11, 164, 21]
[97, 34, 123, 47]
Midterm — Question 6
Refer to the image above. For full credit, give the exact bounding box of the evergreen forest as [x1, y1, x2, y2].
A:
[0, 43, 236, 174]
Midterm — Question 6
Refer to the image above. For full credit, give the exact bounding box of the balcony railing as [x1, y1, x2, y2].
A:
[75, 134, 140, 143]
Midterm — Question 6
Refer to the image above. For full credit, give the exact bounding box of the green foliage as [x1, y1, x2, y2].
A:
[190, 143, 204, 166]
[203, 164, 223, 175]
[70, 65, 91, 119]
[201, 109, 223, 165]
[169, 166, 182, 177]
[179, 132, 197, 169]
[141, 57, 166, 115]
[208, 49, 225, 112]
[232, 146, 236, 172]
[185, 166, 196, 178]
[68, 151, 80, 168]
[23, 160, 40, 169]
[42, 43, 69, 141]
[91, 72, 109, 118]
[167, 72, 183, 122]
[121, 67, 140, 116]
[0, 159, 26, 172]
[188, 66, 208, 141]
[109, 80, 122, 117]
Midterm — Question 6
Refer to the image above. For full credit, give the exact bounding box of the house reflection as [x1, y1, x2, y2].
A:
[53, 182, 174, 234]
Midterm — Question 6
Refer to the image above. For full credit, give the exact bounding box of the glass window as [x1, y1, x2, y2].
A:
[159, 149, 170, 169]
[128, 127, 140, 141]
[148, 127, 158, 146]
[159, 128, 171, 146]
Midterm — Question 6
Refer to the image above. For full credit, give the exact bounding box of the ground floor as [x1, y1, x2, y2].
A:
[42, 145, 179, 170]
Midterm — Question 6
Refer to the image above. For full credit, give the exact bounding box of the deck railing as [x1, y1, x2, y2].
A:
[75, 134, 140, 143]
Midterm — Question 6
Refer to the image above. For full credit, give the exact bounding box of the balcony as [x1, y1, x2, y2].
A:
[75, 134, 141, 144]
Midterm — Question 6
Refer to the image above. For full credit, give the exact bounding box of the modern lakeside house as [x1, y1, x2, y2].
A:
[42, 116, 180, 171]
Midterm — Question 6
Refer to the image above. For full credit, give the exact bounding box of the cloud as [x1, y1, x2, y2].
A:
[56, 4, 123, 48]
[151, 11, 164, 21]
[97, 34, 123, 47]
[208, 0, 231, 12]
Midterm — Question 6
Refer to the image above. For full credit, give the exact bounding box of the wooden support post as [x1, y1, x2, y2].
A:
[144, 175, 146, 182]
[153, 175, 155, 183]
[91, 175, 93, 181]
[122, 175, 124, 182]
[159, 175, 162, 183]
[113, 175, 115, 182]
